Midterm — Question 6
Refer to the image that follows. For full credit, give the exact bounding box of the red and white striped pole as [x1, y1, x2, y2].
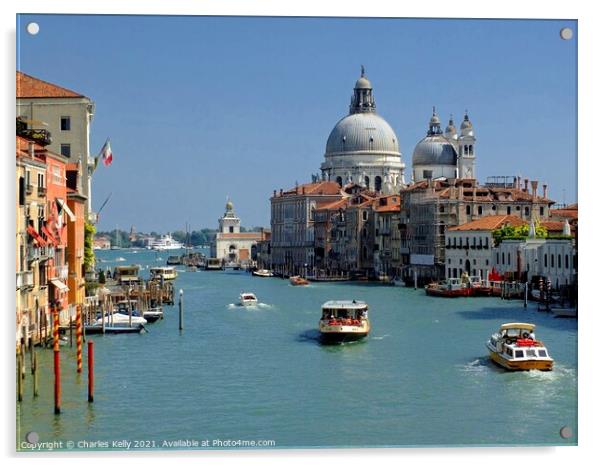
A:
[76, 305, 83, 373]
[53, 306, 61, 414]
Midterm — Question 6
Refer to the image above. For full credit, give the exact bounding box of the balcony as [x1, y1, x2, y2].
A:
[16, 271, 34, 289]
[55, 265, 69, 281]
[37, 186, 46, 196]
[19, 128, 52, 146]
[26, 184, 34, 195]
[27, 246, 41, 262]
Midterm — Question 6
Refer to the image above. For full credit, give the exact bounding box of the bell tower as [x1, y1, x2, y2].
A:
[457, 111, 476, 179]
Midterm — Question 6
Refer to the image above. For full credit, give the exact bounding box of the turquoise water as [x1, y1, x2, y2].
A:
[16, 249, 577, 450]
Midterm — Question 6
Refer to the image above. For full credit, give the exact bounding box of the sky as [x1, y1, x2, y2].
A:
[17, 15, 577, 232]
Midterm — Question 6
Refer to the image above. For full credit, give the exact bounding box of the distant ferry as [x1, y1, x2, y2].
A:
[150, 266, 178, 281]
[319, 300, 371, 343]
[148, 234, 184, 251]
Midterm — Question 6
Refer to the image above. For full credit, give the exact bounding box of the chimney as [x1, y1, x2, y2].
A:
[530, 180, 538, 198]
[523, 178, 529, 192]
[516, 176, 521, 190]
[542, 184, 548, 199]
[28, 141, 35, 158]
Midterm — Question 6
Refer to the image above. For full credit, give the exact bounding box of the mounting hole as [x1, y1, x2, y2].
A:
[25, 431, 39, 444]
[26, 22, 40, 35]
[560, 27, 573, 40]
[559, 426, 573, 439]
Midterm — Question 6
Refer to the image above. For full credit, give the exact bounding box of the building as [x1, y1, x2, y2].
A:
[93, 236, 111, 249]
[270, 181, 343, 276]
[373, 194, 404, 278]
[16, 71, 96, 220]
[320, 67, 405, 192]
[445, 215, 526, 280]
[16, 137, 50, 346]
[254, 230, 272, 270]
[412, 109, 476, 183]
[211, 199, 264, 264]
[66, 163, 87, 310]
[400, 177, 554, 285]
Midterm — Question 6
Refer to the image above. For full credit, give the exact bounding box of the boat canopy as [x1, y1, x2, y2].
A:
[500, 322, 536, 331]
[322, 300, 368, 310]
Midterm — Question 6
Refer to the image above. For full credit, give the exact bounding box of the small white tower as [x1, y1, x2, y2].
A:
[457, 111, 476, 179]
[218, 198, 241, 234]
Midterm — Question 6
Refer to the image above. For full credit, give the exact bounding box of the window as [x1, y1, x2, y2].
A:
[422, 170, 432, 180]
[485, 259, 489, 266]
[558, 254, 562, 269]
[540, 206, 544, 216]
[375, 176, 382, 191]
[516, 205, 520, 211]
[229, 226, 234, 233]
[60, 144, 71, 157]
[362, 211, 368, 221]
[477, 205, 483, 215]
[538, 350, 547, 357]
[565, 254, 569, 269]
[60, 116, 71, 131]
[544, 254, 548, 267]
[507, 206, 511, 215]
[526, 349, 536, 358]
[37, 172, 45, 188]
[496, 252, 500, 264]
[492, 205, 497, 211]
[551, 254, 555, 268]
[515, 350, 524, 358]
[525, 207, 530, 216]
[502, 253, 505, 265]
[466, 205, 471, 215]
[19, 177, 25, 206]
[336, 176, 342, 187]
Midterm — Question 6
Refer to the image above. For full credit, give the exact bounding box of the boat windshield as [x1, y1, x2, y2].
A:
[322, 308, 366, 319]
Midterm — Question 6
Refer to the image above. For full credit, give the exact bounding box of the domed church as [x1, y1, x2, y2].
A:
[320, 67, 405, 193]
[412, 108, 476, 182]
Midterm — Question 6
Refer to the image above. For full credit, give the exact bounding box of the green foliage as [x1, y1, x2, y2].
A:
[492, 221, 548, 246]
[84, 222, 96, 271]
[98, 269, 106, 284]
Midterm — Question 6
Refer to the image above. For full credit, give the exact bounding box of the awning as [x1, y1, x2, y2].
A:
[50, 278, 69, 292]
[26, 225, 47, 247]
[56, 198, 76, 222]
[42, 225, 58, 246]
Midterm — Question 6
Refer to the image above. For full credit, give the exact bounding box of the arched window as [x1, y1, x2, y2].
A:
[364, 176, 370, 189]
[477, 205, 483, 215]
[375, 176, 382, 192]
[551, 254, 555, 268]
[558, 254, 562, 269]
[469, 145, 473, 155]
[565, 254, 569, 269]
[466, 205, 471, 215]
[544, 254, 548, 267]
[525, 206, 530, 217]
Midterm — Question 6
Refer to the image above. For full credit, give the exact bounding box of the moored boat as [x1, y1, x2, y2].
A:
[205, 258, 223, 271]
[486, 323, 554, 371]
[319, 300, 370, 343]
[425, 278, 471, 297]
[143, 307, 164, 322]
[289, 275, 309, 286]
[239, 292, 258, 306]
[150, 266, 178, 281]
[252, 269, 273, 277]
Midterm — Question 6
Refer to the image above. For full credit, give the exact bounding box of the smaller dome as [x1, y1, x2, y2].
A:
[225, 199, 234, 211]
[430, 113, 440, 125]
[460, 113, 472, 130]
[412, 135, 457, 166]
[355, 76, 372, 89]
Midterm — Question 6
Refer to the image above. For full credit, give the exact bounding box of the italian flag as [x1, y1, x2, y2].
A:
[100, 139, 113, 166]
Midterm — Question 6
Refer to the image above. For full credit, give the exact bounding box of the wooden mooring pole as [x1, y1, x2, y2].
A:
[53, 309, 61, 415]
[179, 289, 184, 331]
[32, 350, 39, 397]
[17, 354, 23, 402]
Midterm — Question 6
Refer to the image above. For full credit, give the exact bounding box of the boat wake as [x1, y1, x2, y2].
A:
[227, 302, 273, 310]
[458, 357, 490, 373]
[371, 334, 390, 340]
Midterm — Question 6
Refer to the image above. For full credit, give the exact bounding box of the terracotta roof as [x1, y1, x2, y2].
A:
[316, 199, 348, 211]
[374, 194, 401, 213]
[280, 181, 341, 197]
[540, 221, 565, 232]
[448, 215, 527, 232]
[17, 71, 84, 98]
[549, 208, 578, 220]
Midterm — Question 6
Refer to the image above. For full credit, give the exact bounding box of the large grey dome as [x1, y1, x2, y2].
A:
[325, 113, 400, 156]
[412, 134, 457, 166]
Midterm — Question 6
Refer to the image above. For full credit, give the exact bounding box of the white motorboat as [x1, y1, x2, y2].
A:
[486, 323, 554, 371]
[239, 292, 258, 306]
[96, 312, 147, 326]
[252, 269, 273, 277]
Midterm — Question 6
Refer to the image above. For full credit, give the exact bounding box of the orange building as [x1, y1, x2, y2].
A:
[66, 163, 87, 308]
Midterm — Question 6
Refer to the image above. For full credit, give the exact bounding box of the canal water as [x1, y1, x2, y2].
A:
[17, 249, 577, 450]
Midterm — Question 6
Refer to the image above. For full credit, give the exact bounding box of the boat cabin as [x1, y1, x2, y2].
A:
[150, 266, 177, 280]
[321, 300, 368, 321]
[113, 265, 140, 284]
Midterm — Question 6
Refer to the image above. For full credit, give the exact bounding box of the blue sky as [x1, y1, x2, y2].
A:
[17, 15, 577, 232]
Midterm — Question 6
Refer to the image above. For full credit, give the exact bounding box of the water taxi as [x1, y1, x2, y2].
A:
[289, 275, 309, 286]
[486, 323, 554, 371]
[205, 258, 223, 270]
[239, 292, 258, 306]
[252, 269, 273, 277]
[425, 278, 471, 297]
[319, 300, 370, 343]
[150, 266, 178, 281]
